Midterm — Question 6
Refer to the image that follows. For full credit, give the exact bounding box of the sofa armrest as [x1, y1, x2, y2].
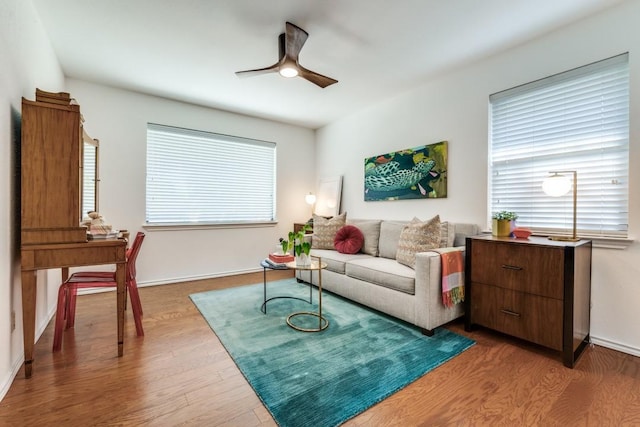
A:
[414, 246, 464, 277]
[434, 246, 465, 254]
[415, 245, 463, 272]
[413, 246, 465, 328]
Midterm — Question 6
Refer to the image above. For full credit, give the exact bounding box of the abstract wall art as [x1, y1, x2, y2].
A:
[364, 141, 447, 201]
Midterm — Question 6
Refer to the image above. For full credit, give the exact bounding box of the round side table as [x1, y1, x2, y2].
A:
[284, 256, 328, 332]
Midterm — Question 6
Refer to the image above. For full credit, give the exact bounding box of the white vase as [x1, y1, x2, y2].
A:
[295, 253, 311, 267]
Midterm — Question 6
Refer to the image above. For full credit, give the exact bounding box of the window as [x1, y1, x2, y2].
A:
[489, 53, 629, 239]
[81, 136, 98, 216]
[146, 123, 276, 226]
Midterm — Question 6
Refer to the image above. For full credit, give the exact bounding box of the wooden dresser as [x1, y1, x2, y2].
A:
[20, 89, 126, 378]
[464, 235, 592, 368]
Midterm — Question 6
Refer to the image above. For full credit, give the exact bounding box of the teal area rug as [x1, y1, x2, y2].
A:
[190, 279, 474, 427]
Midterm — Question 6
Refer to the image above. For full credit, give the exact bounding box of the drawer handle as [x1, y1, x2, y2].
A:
[501, 264, 523, 271]
[500, 309, 521, 317]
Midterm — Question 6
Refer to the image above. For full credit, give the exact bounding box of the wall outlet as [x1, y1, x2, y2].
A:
[10, 311, 16, 332]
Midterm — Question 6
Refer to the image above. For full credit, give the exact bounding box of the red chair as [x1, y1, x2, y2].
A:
[53, 232, 146, 352]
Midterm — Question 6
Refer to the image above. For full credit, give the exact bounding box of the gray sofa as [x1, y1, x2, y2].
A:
[296, 219, 480, 335]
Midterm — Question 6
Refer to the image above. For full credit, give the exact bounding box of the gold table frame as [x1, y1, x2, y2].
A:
[284, 256, 328, 332]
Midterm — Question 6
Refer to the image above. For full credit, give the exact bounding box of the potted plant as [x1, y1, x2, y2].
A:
[492, 210, 518, 237]
[289, 223, 312, 266]
[278, 237, 291, 255]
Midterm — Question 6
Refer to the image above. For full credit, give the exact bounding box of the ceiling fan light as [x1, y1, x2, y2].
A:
[279, 66, 298, 78]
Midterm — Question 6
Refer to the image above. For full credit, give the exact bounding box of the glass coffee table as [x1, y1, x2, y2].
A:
[285, 257, 329, 332]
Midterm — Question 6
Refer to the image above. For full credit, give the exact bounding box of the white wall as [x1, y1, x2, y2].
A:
[65, 79, 316, 285]
[1, 0, 315, 400]
[316, 0, 640, 356]
[0, 0, 65, 400]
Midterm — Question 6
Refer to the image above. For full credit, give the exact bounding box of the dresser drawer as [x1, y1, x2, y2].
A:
[470, 283, 563, 351]
[470, 240, 564, 299]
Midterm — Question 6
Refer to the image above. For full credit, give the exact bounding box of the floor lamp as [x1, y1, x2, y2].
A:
[542, 170, 578, 242]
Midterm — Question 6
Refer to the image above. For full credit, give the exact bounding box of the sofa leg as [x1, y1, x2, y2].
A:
[421, 328, 434, 337]
[296, 278, 305, 283]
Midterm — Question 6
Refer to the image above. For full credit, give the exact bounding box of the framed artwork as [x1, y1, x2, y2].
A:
[364, 141, 447, 201]
[315, 176, 342, 217]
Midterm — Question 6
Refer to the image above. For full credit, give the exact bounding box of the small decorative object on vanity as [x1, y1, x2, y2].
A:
[82, 211, 118, 240]
[491, 210, 518, 237]
[512, 227, 532, 239]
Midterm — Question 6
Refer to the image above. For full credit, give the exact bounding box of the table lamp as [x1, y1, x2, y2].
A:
[542, 170, 578, 241]
[305, 192, 316, 218]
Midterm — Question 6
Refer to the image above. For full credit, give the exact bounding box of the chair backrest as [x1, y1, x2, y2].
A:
[126, 232, 145, 281]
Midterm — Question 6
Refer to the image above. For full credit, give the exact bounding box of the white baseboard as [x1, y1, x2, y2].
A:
[0, 303, 56, 402]
[77, 267, 263, 295]
[591, 336, 640, 358]
[0, 356, 24, 403]
[136, 267, 262, 288]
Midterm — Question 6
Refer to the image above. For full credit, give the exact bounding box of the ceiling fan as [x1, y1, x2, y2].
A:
[235, 22, 338, 88]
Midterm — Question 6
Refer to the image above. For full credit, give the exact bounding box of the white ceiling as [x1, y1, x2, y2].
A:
[32, 0, 622, 129]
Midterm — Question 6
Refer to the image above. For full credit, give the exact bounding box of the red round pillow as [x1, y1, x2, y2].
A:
[334, 225, 364, 254]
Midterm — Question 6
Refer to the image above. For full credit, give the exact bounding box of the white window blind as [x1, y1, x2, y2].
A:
[489, 53, 629, 239]
[146, 123, 276, 225]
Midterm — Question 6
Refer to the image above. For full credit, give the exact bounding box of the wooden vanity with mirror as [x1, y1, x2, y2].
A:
[20, 89, 127, 378]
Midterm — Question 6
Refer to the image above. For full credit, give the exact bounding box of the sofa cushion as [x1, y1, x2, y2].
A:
[309, 248, 371, 274]
[334, 225, 364, 254]
[396, 215, 441, 268]
[345, 257, 416, 295]
[453, 223, 480, 246]
[440, 221, 456, 247]
[378, 221, 407, 259]
[312, 212, 346, 249]
[346, 219, 381, 256]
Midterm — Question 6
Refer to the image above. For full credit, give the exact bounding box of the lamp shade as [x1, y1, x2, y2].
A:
[305, 193, 316, 205]
[542, 173, 572, 197]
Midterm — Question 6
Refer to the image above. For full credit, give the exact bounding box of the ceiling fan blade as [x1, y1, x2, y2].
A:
[235, 22, 337, 88]
[235, 63, 280, 78]
[284, 22, 308, 60]
[298, 65, 338, 88]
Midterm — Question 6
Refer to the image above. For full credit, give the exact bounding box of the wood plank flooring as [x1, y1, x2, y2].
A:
[1, 271, 639, 426]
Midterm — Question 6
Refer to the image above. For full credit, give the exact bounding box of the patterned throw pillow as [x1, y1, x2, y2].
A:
[312, 212, 347, 249]
[396, 215, 441, 268]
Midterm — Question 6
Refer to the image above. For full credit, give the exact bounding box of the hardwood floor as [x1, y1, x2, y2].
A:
[1, 271, 639, 426]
